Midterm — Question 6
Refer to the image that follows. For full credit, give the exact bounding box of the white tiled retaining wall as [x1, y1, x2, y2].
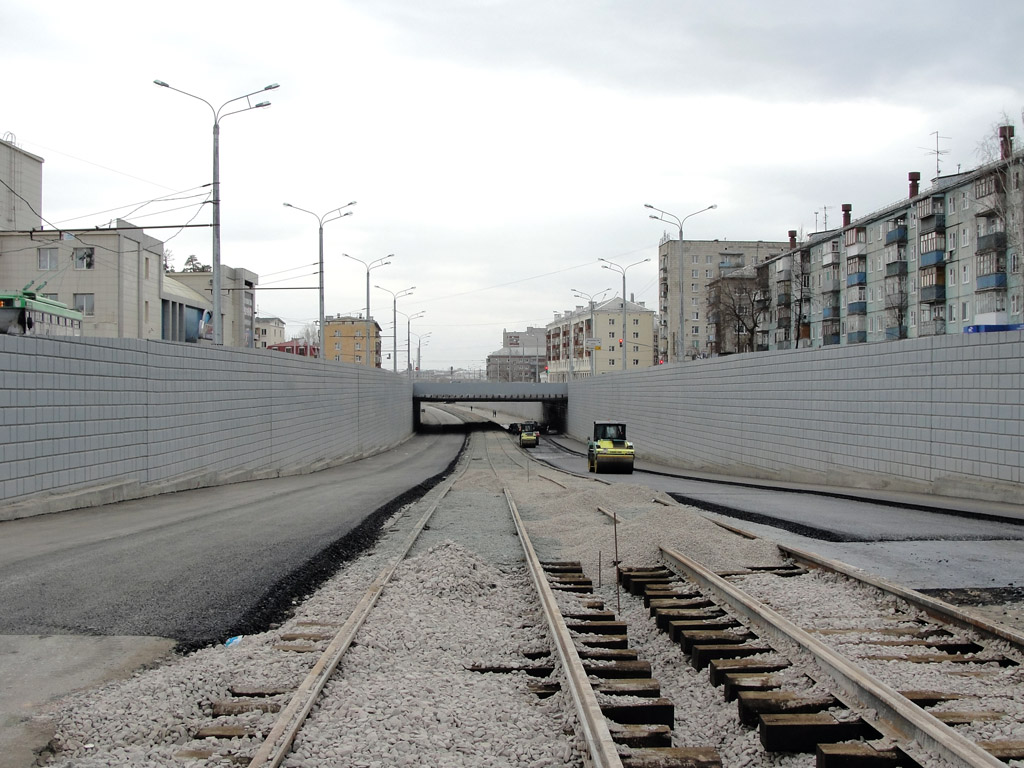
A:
[567, 332, 1023, 504]
[0, 336, 412, 517]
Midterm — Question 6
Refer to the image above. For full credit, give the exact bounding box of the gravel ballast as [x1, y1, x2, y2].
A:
[36, 433, 1024, 767]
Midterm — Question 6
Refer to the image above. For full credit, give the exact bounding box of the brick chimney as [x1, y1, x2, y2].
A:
[999, 125, 1015, 160]
[909, 171, 920, 198]
[788, 230, 797, 249]
[841, 204, 852, 227]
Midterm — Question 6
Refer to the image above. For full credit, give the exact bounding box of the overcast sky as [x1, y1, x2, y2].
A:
[5, 1, 1024, 370]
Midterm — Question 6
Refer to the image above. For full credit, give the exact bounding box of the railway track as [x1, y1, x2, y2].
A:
[156, 430, 721, 768]
[613, 531, 1024, 766]
[42, 422, 1023, 767]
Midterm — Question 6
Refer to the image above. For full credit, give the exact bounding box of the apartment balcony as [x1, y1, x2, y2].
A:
[976, 231, 1007, 253]
[823, 333, 841, 346]
[846, 271, 866, 287]
[977, 273, 1008, 291]
[920, 249, 945, 268]
[821, 277, 842, 294]
[822, 251, 839, 267]
[919, 285, 946, 303]
[777, 292, 791, 307]
[885, 226, 908, 245]
[775, 268, 792, 282]
[846, 301, 867, 315]
[885, 260, 908, 277]
[822, 304, 841, 320]
[919, 214, 946, 235]
[776, 340, 793, 350]
[919, 319, 946, 337]
[846, 330, 867, 344]
[885, 325, 908, 341]
[776, 313, 791, 329]
[845, 241, 867, 257]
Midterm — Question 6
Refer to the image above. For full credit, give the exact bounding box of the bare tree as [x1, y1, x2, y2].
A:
[163, 248, 175, 272]
[707, 265, 772, 354]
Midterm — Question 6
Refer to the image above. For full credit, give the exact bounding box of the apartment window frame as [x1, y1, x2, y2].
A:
[73, 247, 95, 270]
[73, 293, 95, 316]
[37, 247, 59, 270]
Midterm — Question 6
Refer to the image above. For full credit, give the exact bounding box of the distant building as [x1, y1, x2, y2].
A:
[169, 266, 258, 347]
[255, 316, 287, 349]
[0, 136, 263, 346]
[267, 339, 318, 357]
[656, 237, 789, 361]
[545, 296, 657, 380]
[751, 126, 1023, 351]
[322, 314, 382, 366]
[486, 327, 547, 382]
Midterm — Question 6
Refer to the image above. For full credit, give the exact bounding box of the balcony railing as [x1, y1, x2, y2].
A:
[919, 319, 946, 337]
[885, 260, 908, 277]
[885, 325, 908, 341]
[822, 305, 841, 319]
[846, 301, 867, 316]
[919, 285, 946, 303]
[846, 330, 867, 344]
[777, 292, 791, 307]
[976, 231, 1007, 253]
[846, 271, 866, 287]
[920, 249, 945, 268]
[976, 273, 1008, 291]
[885, 226, 908, 245]
[919, 214, 945, 235]
[821, 278, 841, 294]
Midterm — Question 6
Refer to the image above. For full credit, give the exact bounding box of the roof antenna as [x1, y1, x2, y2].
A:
[919, 131, 951, 177]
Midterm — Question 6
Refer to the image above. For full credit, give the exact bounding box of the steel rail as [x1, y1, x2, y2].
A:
[780, 542, 1024, 651]
[246, 463, 464, 768]
[505, 487, 623, 768]
[661, 545, 1006, 768]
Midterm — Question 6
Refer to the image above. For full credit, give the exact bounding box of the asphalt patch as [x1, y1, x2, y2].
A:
[175, 436, 468, 654]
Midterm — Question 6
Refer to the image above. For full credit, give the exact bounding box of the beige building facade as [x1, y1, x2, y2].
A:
[545, 296, 657, 381]
[657, 237, 789, 361]
[323, 314, 382, 366]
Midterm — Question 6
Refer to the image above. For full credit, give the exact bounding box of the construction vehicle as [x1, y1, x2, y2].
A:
[519, 421, 540, 448]
[587, 421, 634, 473]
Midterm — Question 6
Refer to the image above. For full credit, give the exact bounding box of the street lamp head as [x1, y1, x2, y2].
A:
[283, 202, 293, 208]
[649, 214, 659, 220]
[254, 101, 271, 109]
[153, 79, 169, 88]
[643, 203, 653, 209]
[709, 204, 718, 210]
[264, 83, 280, 91]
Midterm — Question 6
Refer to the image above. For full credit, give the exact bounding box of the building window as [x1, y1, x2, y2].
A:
[692, 326, 699, 334]
[608, 331, 615, 339]
[632, 358, 639, 365]
[73, 248, 95, 270]
[73, 293, 95, 316]
[692, 269, 699, 278]
[355, 355, 362, 363]
[355, 342, 362, 351]
[334, 342, 340, 350]
[608, 318, 615, 325]
[632, 331, 639, 339]
[692, 253, 700, 264]
[632, 318, 639, 325]
[608, 358, 616, 366]
[692, 311, 699, 320]
[1012, 293, 1021, 314]
[962, 263, 970, 283]
[962, 301, 970, 322]
[948, 303, 957, 322]
[38, 247, 59, 270]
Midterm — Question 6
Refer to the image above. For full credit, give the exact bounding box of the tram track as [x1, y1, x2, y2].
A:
[610, 526, 1024, 766]
[38, 424, 1024, 768]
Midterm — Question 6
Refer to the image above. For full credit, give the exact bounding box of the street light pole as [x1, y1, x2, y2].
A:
[413, 331, 431, 378]
[599, 258, 650, 372]
[571, 287, 609, 378]
[343, 253, 392, 367]
[375, 285, 414, 373]
[644, 203, 717, 362]
[155, 79, 278, 346]
[283, 202, 356, 360]
[397, 309, 425, 379]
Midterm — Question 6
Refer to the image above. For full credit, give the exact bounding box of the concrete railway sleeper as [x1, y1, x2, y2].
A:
[614, 547, 1024, 767]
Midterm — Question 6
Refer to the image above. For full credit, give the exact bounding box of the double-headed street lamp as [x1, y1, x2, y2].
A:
[343, 253, 392, 367]
[412, 331, 431, 377]
[154, 79, 279, 345]
[283, 202, 356, 360]
[599, 258, 650, 372]
[397, 309, 426, 379]
[375, 284, 414, 372]
[571, 287, 609, 378]
[644, 202, 717, 362]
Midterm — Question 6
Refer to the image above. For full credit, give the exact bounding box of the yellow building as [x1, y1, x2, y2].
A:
[323, 314, 382, 366]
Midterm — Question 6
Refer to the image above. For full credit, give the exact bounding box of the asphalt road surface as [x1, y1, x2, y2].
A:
[532, 433, 1024, 594]
[0, 429, 464, 648]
